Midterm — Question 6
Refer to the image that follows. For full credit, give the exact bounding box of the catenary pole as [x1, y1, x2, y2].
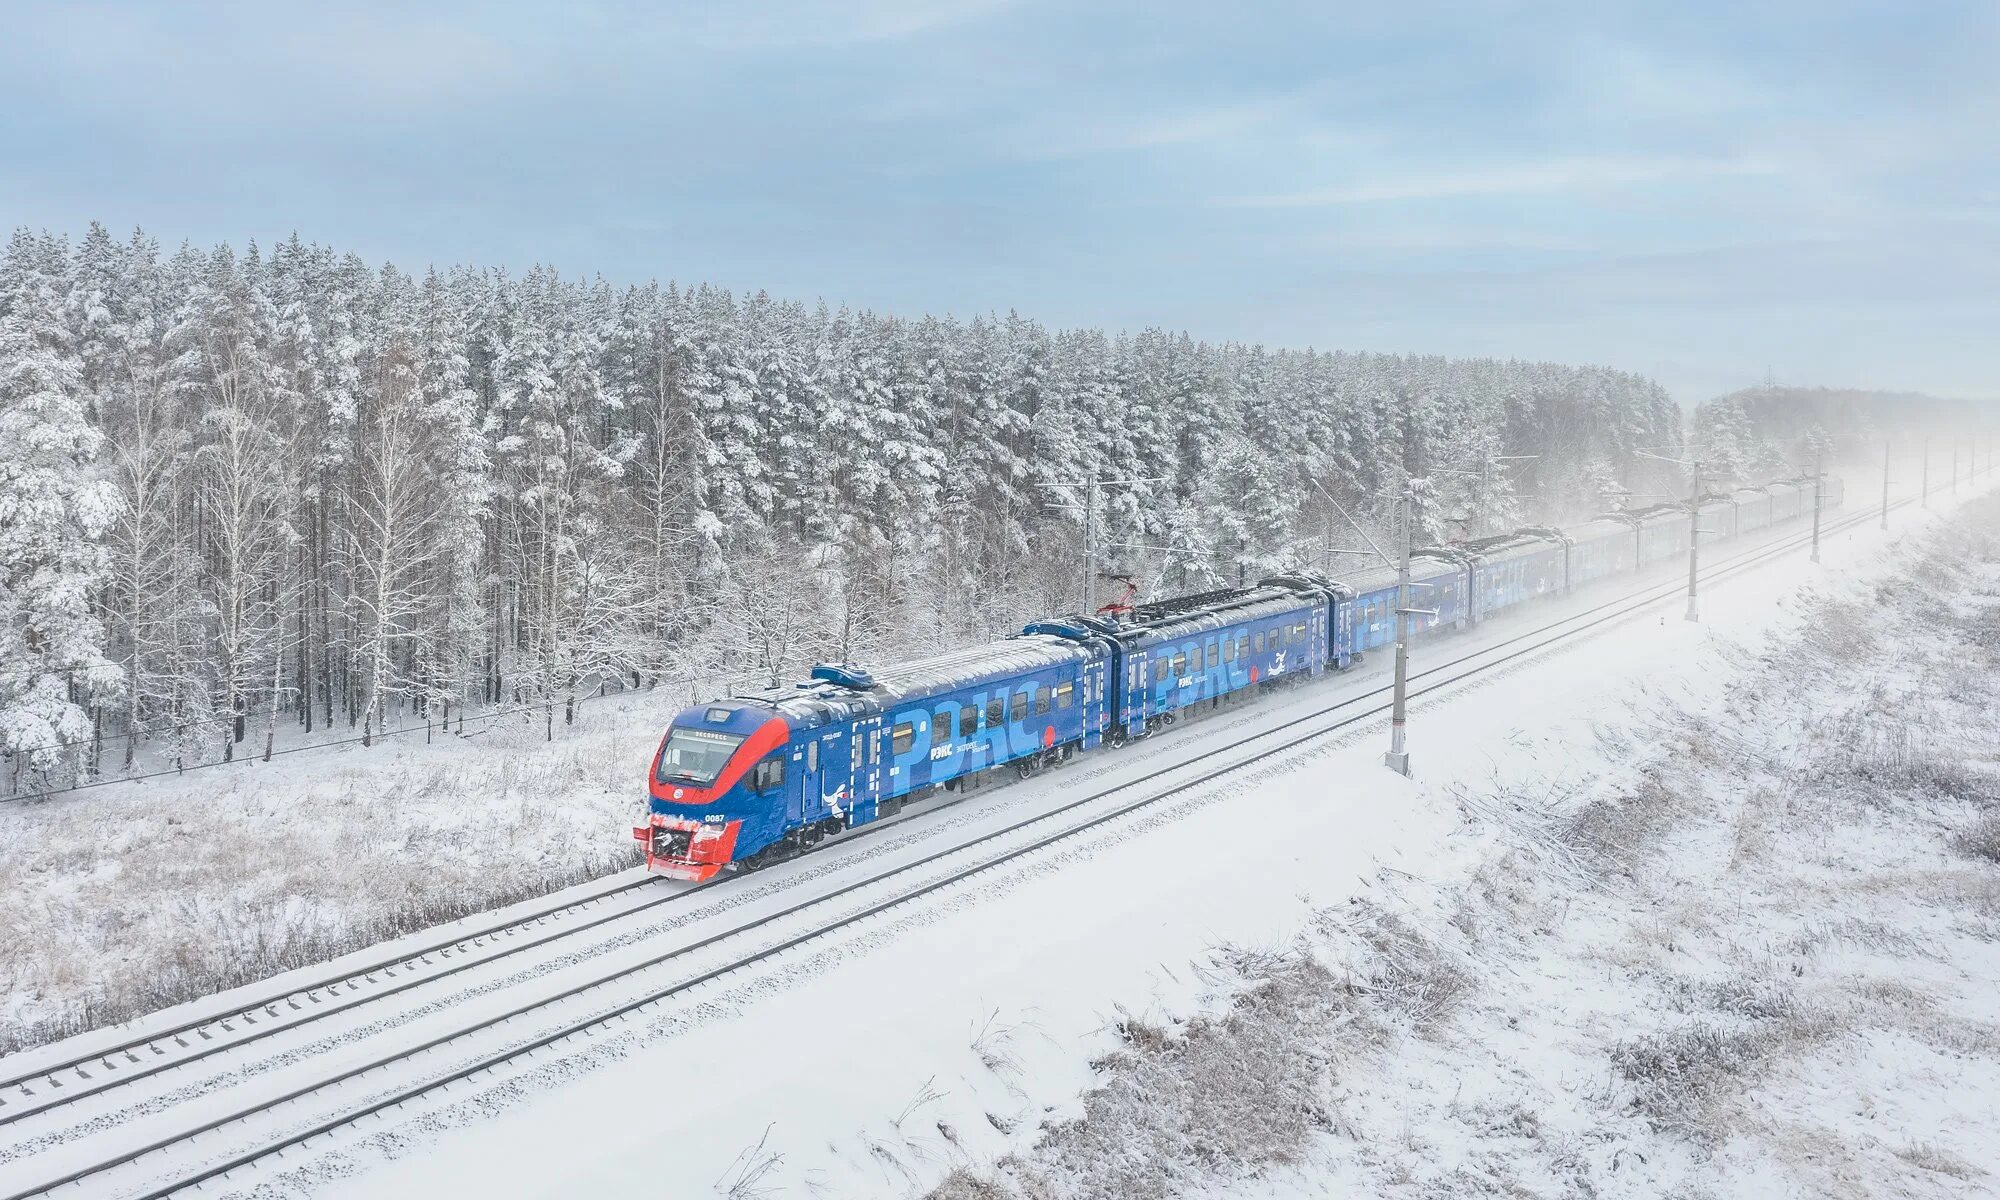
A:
[1811, 445, 1823, 564]
[1305, 477, 1426, 777]
[1685, 462, 1702, 623]
[1882, 441, 1890, 531]
[1386, 493, 1412, 775]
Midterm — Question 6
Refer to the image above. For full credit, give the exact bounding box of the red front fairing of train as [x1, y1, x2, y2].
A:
[634, 704, 792, 880]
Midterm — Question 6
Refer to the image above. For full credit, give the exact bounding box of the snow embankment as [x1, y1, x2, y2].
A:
[0, 700, 661, 1052]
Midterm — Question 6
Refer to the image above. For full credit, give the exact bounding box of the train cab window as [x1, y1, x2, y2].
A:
[806, 741, 819, 772]
[752, 753, 786, 792]
[986, 698, 1004, 728]
[1035, 690, 1051, 716]
[892, 721, 914, 755]
[1010, 691, 1027, 722]
[1054, 681, 1074, 709]
[960, 705, 978, 736]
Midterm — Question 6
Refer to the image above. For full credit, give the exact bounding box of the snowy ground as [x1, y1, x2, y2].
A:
[146, 484, 1990, 1200]
[0, 702, 658, 1051]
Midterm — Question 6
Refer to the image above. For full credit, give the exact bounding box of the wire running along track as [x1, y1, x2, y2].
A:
[0, 487, 1957, 1200]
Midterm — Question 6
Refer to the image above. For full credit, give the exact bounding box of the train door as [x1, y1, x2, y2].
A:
[790, 736, 812, 828]
[1334, 595, 1354, 668]
[852, 714, 885, 819]
[1124, 650, 1149, 739]
[1080, 657, 1108, 747]
[1309, 603, 1328, 673]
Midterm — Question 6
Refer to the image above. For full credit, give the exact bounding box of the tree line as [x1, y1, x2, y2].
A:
[0, 224, 1689, 787]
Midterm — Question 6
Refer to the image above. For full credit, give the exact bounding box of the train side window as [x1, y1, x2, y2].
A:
[1054, 681, 1074, 709]
[1224, 638, 1236, 663]
[752, 754, 786, 792]
[1172, 652, 1186, 675]
[986, 698, 1004, 728]
[1010, 691, 1027, 722]
[1254, 631, 1264, 653]
[959, 705, 977, 736]
[892, 722, 914, 754]
[1237, 634, 1248, 659]
[1035, 689, 1051, 716]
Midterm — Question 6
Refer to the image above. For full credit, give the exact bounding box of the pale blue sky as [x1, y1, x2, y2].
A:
[4, 0, 1995, 402]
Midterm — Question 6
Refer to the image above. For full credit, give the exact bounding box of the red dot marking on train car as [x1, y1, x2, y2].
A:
[1043, 725, 1056, 748]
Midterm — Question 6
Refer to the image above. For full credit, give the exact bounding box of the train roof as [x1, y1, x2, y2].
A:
[1631, 503, 1692, 527]
[723, 633, 1094, 726]
[1568, 515, 1636, 542]
[1338, 549, 1463, 597]
[1455, 527, 1564, 564]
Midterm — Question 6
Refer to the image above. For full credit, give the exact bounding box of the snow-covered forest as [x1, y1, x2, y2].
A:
[0, 224, 1694, 789]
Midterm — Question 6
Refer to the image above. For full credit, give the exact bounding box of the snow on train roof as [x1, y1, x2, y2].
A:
[1339, 552, 1462, 597]
[1568, 516, 1635, 542]
[738, 634, 1091, 722]
[1113, 590, 1319, 646]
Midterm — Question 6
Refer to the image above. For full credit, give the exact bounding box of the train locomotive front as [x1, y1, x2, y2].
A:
[636, 703, 798, 880]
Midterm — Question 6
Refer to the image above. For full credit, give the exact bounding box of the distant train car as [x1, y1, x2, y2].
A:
[1768, 481, 1803, 522]
[1698, 497, 1738, 543]
[1732, 487, 1772, 535]
[1565, 516, 1637, 588]
[1635, 505, 1693, 568]
[1342, 550, 1469, 653]
[1461, 529, 1567, 621]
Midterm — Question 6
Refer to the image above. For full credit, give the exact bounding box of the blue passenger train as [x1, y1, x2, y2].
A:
[637, 474, 1844, 877]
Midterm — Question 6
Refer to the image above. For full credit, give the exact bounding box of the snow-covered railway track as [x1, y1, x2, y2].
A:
[0, 488, 1933, 1200]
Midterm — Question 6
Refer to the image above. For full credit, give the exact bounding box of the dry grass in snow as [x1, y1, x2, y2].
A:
[0, 696, 666, 1053]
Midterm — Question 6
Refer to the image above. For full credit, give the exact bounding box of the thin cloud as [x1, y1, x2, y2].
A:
[1221, 155, 1781, 208]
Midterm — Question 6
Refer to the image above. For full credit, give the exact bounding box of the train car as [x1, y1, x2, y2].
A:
[1732, 487, 1772, 535]
[1342, 550, 1470, 653]
[1698, 497, 1738, 543]
[1565, 516, 1637, 589]
[638, 635, 1109, 878]
[1635, 504, 1693, 568]
[1078, 576, 1338, 742]
[1461, 528, 1567, 621]
[1768, 481, 1803, 523]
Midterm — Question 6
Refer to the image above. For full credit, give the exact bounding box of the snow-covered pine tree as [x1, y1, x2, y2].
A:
[0, 230, 124, 783]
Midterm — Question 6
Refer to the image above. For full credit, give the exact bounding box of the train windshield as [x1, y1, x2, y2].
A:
[656, 727, 746, 787]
